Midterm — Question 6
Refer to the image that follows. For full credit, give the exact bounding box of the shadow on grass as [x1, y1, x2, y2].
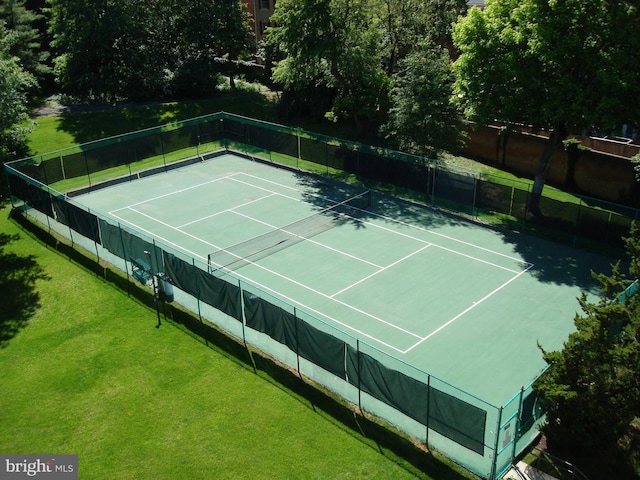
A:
[0, 210, 49, 348]
[11, 209, 476, 480]
[51, 89, 280, 146]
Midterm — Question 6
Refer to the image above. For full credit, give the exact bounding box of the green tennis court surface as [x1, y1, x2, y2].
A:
[77, 153, 612, 405]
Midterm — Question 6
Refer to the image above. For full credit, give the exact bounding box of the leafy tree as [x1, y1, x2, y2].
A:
[535, 225, 640, 475]
[48, 0, 140, 101]
[373, 0, 430, 74]
[452, 0, 640, 214]
[0, 22, 36, 158]
[0, 0, 49, 84]
[48, 0, 252, 101]
[174, 0, 252, 96]
[381, 40, 465, 158]
[268, 0, 389, 132]
[0, 21, 36, 201]
[422, 0, 467, 51]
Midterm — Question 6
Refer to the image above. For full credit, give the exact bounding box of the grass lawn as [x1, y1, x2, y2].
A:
[0, 208, 478, 479]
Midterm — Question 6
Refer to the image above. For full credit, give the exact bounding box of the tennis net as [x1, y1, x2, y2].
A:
[207, 190, 371, 273]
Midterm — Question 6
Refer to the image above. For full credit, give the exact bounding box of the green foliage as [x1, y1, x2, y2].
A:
[268, 0, 389, 131]
[0, 0, 49, 83]
[381, 41, 465, 158]
[373, 0, 431, 73]
[452, 0, 640, 132]
[47, 0, 253, 101]
[452, 0, 640, 212]
[0, 21, 36, 163]
[535, 224, 640, 475]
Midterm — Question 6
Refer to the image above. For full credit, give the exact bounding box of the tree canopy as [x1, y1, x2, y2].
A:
[535, 225, 640, 475]
[0, 20, 36, 164]
[47, 0, 253, 101]
[268, 0, 389, 132]
[0, 0, 49, 83]
[452, 0, 640, 212]
[382, 40, 465, 157]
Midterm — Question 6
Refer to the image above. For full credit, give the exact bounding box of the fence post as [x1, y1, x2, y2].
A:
[192, 258, 203, 323]
[425, 374, 431, 447]
[357, 339, 362, 412]
[489, 406, 504, 480]
[83, 151, 91, 190]
[297, 128, 301, 169]
[512, 387, 525, 464]
[573, 199, 583, 248]
[159, 133, 167, 170]
[240, 279, 247, 345]
[294, 307, 301, 376]
[472, 175, 479, 218]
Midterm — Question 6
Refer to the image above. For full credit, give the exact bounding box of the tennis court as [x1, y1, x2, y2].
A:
[75, 152, 611, 405]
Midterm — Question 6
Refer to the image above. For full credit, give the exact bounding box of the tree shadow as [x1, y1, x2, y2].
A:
[0, 226, 49, 348]
[294, 172, 618, 292]
[49, 89, 279, 146]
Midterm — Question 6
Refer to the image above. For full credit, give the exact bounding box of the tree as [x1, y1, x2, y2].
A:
[48, 0, 145, 101]
[535, 225, 640, 476]
[381, 40, 465, 158]
[48, 0, 253, 101]
[268, 0, 389, 132]
[452, 0, 640, 214]
[422, 0, 467, 52]
[174, 0, 252, 96]
[0, 21, 36, 165]
[373, 0, 430, 74]
[0, 0, 49, 84]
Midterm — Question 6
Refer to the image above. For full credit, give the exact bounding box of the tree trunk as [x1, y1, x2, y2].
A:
[528, 122, 566, 216]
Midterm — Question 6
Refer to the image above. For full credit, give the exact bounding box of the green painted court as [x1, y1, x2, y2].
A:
[76, 152, 611, 405]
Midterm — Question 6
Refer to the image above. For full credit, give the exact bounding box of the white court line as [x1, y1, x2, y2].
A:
[236, 171, 308, 193]
[357, 216, 527, 273]
[108, 212, 213, 262]
[358, 207, 533, 269]
[330, 244, 432, 298]
[402, 263, 535, 354]
[231, 209, 384, 269]
[110, 172, 535, 353]
[228, 175, 302, 202]
[231, 250, 424, 341]
[110, 205, 421, 343]
[177, 192, 276, 228]
[109, 210, 410, 353]
[110, 173, 241, 214]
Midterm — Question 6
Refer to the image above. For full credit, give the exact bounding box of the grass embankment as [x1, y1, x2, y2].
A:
[0, 209, 478, 479]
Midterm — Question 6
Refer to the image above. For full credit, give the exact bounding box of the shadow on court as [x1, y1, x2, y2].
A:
[501, 228, 618, 292]
[294, 172, 618, 294]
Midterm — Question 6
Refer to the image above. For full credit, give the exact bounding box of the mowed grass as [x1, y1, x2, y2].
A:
[0, 210, 477, 480]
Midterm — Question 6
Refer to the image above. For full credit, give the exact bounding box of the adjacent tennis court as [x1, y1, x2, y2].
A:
[76, 152, 611, 405]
